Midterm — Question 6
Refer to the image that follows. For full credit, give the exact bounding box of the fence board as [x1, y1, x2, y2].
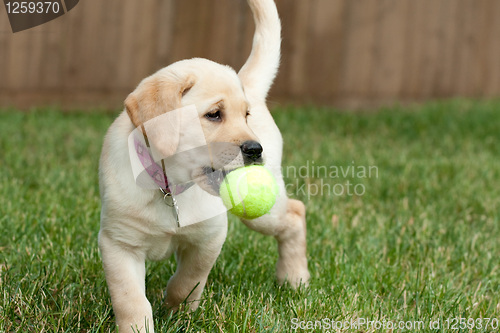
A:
[474, 0, 492, 96]
[154, 0, 176, 70]
[306, 0, 345, 101]
[78, 0, 103, 89]
[272, 0, 295, 98]
[476, 0, 495, 97]
[25, 25, 44, 89]
[134, 1, 159, 83]
[456, 0, 482, 96]
[416, 0, 442, 99]
[6, 25, 31, 89]
[434, 0, 461, 97]
[281, 0, 312, 99]
[116, 0, 142, 88]
[236, 0, 254, 73]
[338, 0, 378, 100]
[370, 0, 408, 100]
[0, 16, 11, 89]
[486, 0, 500, 96]
[98, 0, 126, 91]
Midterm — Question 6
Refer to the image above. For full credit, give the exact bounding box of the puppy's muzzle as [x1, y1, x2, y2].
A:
[241, 140, 263, 165]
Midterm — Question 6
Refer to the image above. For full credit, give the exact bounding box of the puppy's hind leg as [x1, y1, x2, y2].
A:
[241, 197, 310, 288]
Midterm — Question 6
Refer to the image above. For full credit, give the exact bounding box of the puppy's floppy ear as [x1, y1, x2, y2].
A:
[125, 73, 195, 158]
[125, 74, 195, 128]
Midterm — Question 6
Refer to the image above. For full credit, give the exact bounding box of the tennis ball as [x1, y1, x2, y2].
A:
[219, 165, 279, 219]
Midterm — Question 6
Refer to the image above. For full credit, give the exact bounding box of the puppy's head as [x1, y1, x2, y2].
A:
[126, 58, 262, 195]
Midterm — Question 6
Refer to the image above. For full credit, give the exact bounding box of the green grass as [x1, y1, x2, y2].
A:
[1, 100, 499, 332]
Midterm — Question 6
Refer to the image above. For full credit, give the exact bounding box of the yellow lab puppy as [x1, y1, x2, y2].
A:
[98, 0, 310, 331]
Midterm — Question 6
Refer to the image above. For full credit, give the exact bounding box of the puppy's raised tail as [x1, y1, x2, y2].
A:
[238, 0, 281, 103]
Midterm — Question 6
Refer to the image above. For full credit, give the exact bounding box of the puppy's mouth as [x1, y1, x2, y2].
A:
[204, 167, 225, 193]
[195, 166, 234, 196]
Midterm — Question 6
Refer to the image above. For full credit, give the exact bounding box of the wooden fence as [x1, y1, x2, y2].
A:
[1, 0, 500, 109]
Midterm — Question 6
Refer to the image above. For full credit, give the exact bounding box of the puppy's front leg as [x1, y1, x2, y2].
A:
[241, 198, 310, 288]
[165, 230, 227, 312]
[99, 231, 154, 333]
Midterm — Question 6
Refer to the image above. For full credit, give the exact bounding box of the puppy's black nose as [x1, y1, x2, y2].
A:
[241, 140, 263, 161]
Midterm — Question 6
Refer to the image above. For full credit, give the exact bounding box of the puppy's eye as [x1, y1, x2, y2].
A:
[246, 110, 251, 117]
[205, 110, 222, 122]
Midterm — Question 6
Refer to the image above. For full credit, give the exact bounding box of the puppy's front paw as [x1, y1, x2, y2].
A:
[275, 198, 310, 288]
[276, 257, 310, 288]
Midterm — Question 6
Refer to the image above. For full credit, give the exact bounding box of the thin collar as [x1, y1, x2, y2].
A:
[133, 137, 190, 196]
